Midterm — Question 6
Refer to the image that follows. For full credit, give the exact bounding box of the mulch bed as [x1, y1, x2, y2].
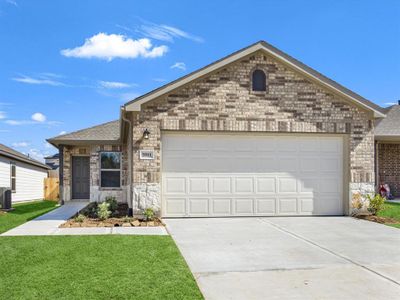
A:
[355, 214, 400, 226]
[59, 203, 164, 228]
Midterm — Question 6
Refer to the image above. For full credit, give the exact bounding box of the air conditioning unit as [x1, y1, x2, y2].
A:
[0, 187, 12, 211]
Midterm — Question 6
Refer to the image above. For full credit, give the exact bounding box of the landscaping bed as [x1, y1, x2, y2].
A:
[60, 200, 164, 228]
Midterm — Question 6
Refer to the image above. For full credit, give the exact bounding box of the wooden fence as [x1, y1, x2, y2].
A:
[44, 178, 59, 201]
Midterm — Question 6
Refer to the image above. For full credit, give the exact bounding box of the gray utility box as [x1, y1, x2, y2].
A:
[0, 187, 12, 210]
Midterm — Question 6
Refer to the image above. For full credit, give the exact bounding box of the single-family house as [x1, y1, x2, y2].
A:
[0, 144, 50, 202]
[48, 40, 392, 217]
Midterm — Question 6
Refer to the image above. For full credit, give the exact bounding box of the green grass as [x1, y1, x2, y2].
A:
[0, 235, 203, 300]
[0, 200, 58, 234]
[377, 202, 400, 228]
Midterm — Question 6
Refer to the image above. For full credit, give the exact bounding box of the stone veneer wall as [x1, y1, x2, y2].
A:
[378, 143, 400, 197]
[130, 51, 375, 214]
[62, 144, 128, 202]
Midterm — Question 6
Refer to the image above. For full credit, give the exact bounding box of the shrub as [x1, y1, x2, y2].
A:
[367, 194, 386, 215]
[351, 193, 364, 210]
[74, 213, 86, 223]
[97, 202, 111, 220]
[105, 197, 118, 212]
[143, 207, 155, 221]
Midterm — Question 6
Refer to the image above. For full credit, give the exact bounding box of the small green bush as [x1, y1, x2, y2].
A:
[97, 202, 111, 220]
[105, 197, 118, 212]
[74, 214, 86, 223]
[367, 194, 386, 215]
[143, 207, 155, 221]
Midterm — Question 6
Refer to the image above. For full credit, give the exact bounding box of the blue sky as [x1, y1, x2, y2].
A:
[0, 0, 399, 161]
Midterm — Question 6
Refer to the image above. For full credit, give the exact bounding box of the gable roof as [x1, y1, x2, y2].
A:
[124, 40, 385, 118]
[375, 105, 400, 141]
[0, 144, 50, 170]
[47, 120, 120, 147]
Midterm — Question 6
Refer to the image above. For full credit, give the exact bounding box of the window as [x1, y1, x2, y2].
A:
[100, 152, 121, 188]
[10, 162, 16, 192]
[252, 69, 266, 91]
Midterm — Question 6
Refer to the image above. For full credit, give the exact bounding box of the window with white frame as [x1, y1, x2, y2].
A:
[10, 162, 16, 192]
[100, 152, 121, 188]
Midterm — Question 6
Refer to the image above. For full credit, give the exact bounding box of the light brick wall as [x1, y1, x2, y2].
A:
[132, 51, 375, 212]
[62, 144, 128, 202]
[378, 143, 400, 197]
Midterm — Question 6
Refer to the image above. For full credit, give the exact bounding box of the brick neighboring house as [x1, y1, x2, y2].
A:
[375, 103, 400, 197]
[48, 40, 389, 217]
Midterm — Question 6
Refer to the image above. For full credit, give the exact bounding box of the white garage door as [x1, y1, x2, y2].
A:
[162, 133, 343, 217]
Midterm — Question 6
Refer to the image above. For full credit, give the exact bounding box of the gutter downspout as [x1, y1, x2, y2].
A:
[121, 107, 133, 216]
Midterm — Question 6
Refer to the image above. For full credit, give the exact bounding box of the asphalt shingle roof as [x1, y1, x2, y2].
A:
[47, 120, 120, 146]
[375, 105, 400, 137]
[0, 144, 50, 170]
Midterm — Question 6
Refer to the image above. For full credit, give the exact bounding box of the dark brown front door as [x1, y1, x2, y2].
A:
[72, 156, 90, 200]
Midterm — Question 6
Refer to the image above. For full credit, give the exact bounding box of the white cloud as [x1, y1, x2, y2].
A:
[4, 120, 28, 125]
[12, 141, 29, 147]
[152, 78, 167, 82]
[6, 0, 17, 6]
[138, 22, 204, 43]
[61, 33, 168, 61]
[384, 102, 397, 106]
[0, 111, 6, 119]
[59, 130, 67, 135]
[12, 75, 64, 86]
[170, 62, 186, 71]
[26, 148, 46, 162]
[44, 142, 54, 149]
[99, 81, 133, 89]
[31, 112, 46, 122]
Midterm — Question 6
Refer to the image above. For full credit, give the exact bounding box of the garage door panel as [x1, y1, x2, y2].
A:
[188, 198, 209, 215]
[256, 198, 276, 214]
[165, 198, 186, 215]
[164, 177, 186, 194]
[234, 177, 254, 193]
[278, 177, 297, 193]
[212, 198, 232, 214]
[188, 177, 209, 194]
[162, 134, 343, 217]
[211, 177, 231, 193]
[278, 198, 298, 214]
[299, 198, 314, 213]
[234, 198, 254, 214]
[256, 177, 276, 193]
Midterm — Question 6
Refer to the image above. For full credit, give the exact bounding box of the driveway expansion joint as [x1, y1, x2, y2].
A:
[258, 218, 400, 287]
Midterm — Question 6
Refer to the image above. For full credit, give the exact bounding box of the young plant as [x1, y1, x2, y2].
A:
[97, 202, 111, 220]
[74, 213, 86, 223]
[367, 194, 386, 215]
[105, 196, 118, 212]
[143, 207, 155, 221]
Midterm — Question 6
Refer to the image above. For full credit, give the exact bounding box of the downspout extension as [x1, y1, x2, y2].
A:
[121, 107, 133, 216]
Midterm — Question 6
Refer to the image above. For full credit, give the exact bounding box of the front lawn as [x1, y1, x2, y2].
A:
[0, 200, 58, 234]
[378, 201, 400, 228]
[0, 235, 203, 300]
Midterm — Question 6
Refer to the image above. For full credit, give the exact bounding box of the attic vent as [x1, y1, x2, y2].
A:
[139, 150, 154, 160]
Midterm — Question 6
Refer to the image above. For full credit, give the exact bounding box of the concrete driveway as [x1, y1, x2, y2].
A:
[164, 217, 400, 300]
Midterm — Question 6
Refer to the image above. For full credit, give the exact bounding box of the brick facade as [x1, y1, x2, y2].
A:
[131, 51, 375, 213]
[377, 143, 400, 197]
[62, 144, 128, 202]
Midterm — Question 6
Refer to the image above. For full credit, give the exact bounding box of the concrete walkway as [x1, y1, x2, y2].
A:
[1, 202, 168, 236]
[165, 217, 400, 300]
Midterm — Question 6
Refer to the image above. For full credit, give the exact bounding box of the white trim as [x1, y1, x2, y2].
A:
[124, 42, 384, 118]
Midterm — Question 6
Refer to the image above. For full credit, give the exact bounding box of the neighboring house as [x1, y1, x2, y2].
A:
[48, 40, 387, 217]
[375, 102, 400, 197]
[0, 144, 50, 202]
[45, 153, 60, 178]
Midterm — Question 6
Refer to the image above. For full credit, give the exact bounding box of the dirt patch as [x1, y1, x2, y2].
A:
[355, 214, 400, 226]
[59, 203, 164, 228]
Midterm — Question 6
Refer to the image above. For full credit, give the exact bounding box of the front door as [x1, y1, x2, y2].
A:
[72, 156, 90, 200]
